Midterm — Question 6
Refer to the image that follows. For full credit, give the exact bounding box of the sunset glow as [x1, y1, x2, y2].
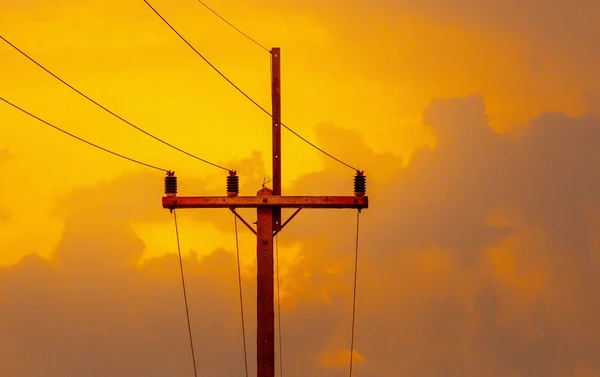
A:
[2, 0, 600, 376]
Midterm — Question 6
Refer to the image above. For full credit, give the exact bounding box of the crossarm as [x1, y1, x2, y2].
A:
[163, 196, 368, 209]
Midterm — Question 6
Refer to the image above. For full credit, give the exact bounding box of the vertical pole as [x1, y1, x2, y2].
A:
[256, 187, 275, 377]
[271, 48, 282, 232]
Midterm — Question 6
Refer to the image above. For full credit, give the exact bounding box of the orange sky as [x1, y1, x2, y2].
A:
[1, 0, 597, 265]
[1, 1, 600, 376]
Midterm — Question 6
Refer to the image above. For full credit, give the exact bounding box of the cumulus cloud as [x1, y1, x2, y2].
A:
[2, 96, 600, 376]
[586, 90, 600, 117]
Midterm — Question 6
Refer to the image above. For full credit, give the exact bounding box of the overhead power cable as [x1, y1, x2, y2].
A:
[141, 1, 360, 172]
[348, 210, 361, 377]
[194, 0, 269, 52]
[173, 210, 200, 377]
[280, 121, 357, 170]
[142, 1, 268, 122]
[0, 96, 168, 172]
[0, 35, 230, 172]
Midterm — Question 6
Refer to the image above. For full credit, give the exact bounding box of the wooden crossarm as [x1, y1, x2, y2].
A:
[162, 195, 368, 209]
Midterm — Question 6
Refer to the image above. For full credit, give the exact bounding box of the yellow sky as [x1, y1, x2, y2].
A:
[1, 0, 595, 265]
[2, 1, 600, 376]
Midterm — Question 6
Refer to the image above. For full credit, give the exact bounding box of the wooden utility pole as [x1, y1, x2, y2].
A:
[162, 48, 368, 377]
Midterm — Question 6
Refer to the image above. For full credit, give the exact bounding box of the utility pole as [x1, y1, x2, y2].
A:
[162, 48, 368, 377]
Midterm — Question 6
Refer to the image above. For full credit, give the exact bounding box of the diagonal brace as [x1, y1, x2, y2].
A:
[230, 208, 257, 235]
[274, 207, 303, 236]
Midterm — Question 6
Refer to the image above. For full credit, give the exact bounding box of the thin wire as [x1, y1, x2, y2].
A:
[142, 0, 266, 115]
[0, 96, 168, 172]
[280, 122, 358, 171]
[141, 1, 359, 172]
[349, 210, 361, 377]
[0, 35, 230, 172]
[173, 210, 200, 377]
[194, 0, 269, 52]
[233, 214, 249, 377]
[275, 234, 284, 377]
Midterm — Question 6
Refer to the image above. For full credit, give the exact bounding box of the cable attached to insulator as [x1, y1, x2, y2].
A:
[142, 0, 361, 172]
[0, 96, 170, 172]
[349, 210, 361, 377]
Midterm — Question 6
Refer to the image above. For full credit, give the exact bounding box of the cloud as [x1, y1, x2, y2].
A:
[273, 95, 600, 375]
[2, 96, 600, 376]
[585, 90, 600, 117]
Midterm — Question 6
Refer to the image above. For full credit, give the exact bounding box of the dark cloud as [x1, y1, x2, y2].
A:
[0, 230, 254, 377]
[277, 95, 600, 375]
[2, 96, 600, 376]
[585, 90, 600, 116]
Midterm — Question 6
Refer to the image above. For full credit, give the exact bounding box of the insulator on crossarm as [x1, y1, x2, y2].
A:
[354, 171, 366, 196]
[165, 171, 177, 197]
[227, 171, 239, 197]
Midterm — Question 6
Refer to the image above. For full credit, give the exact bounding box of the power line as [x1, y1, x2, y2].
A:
[233, 214, 249, 377]
[142, 0, 269, 121]
[173, 210, 200, 377]
[141, 0, 360, 172]
[349, 210, 361, 377]
[194, 0, 269, 52]
[0, 96, 168, 172]
[0, 35, 230, 172]
[280, 122, 358, 171]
